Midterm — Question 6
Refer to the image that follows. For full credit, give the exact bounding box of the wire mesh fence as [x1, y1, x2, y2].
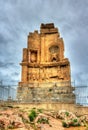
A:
[0, 84, 17, 101]
[75, 86, 88, 106]
[0, 83, 88, 106]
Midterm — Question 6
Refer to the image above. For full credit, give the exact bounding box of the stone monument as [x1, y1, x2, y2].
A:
[17, 23, 75, 103]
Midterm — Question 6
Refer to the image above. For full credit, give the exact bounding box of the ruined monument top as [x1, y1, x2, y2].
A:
[19, 23, 70, 84]
[40, 23, 58, 34]
[17, 23, 75, 103]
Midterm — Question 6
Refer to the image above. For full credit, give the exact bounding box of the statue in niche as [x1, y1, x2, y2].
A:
[49, 45, 59, 53]
[30, 50, 37, 63]
[50, 53, 59, 62]
[49, 45, 59, 62]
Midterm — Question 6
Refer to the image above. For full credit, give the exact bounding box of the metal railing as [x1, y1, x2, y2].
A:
[0, 83, 88, 106]
[0, 85, 17, 101]
[75, 86, 88, 106]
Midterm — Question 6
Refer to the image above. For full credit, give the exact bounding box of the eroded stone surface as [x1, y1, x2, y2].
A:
[17, 23, 75, 103]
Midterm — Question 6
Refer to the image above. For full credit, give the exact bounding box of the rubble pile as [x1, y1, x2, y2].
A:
[55, 110, 88, 127]
[0, 109, 28, 130]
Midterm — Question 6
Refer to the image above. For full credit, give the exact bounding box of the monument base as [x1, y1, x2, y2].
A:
[17, 82, 75, 103]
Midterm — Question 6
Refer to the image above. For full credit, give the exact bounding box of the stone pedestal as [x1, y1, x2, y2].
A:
[17, 82, 75, 103]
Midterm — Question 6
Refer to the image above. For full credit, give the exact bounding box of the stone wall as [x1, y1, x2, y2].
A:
[14, 103, 88, 116]
[17, 82, 75, 103]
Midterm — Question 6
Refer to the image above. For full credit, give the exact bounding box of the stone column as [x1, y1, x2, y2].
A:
[21, 48, 28, 83]
[37, 50, 40, 63]
[28, 51, 30, 63]
[58, 38, 64, 60]
[22, 48, 28, 62]
[40, 35, 45, 63]
[21, 65, 28, 82]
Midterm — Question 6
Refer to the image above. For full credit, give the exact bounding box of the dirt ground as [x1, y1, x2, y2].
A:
[65, 127, 87, 130]
[0, 103, 87, 130]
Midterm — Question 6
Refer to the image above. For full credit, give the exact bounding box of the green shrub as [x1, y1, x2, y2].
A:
[37, 109, 43, 113]
[65, 111, 69, 116]
[31, 109, 37, 117]
[73, 119, 78, 123]
[28, 109, 37, 122]
[32, 107, 36, 109]
[8, 125, 14, 129]
[77, 123, 81, 126]
[7, 105, 13, 108]
[72, 118, 81, 126]
[37, 117, 49, 124]
[62, 118, 81, 128]
[62, 121, 68, 127]
[29, 114, 35, 122]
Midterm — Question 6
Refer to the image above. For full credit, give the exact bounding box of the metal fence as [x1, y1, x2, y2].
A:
[0, 85, 17, 101]
[75, 86, 88, 106]
[0, 83, 88, 106]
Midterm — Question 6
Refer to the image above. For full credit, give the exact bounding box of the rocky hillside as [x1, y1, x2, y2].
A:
[0, 104, 88, 130]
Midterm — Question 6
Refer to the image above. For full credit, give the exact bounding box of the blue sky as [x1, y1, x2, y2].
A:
[0, 0, 88, 86]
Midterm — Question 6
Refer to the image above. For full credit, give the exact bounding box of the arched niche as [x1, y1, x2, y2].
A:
[49, 45, 59, 62]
